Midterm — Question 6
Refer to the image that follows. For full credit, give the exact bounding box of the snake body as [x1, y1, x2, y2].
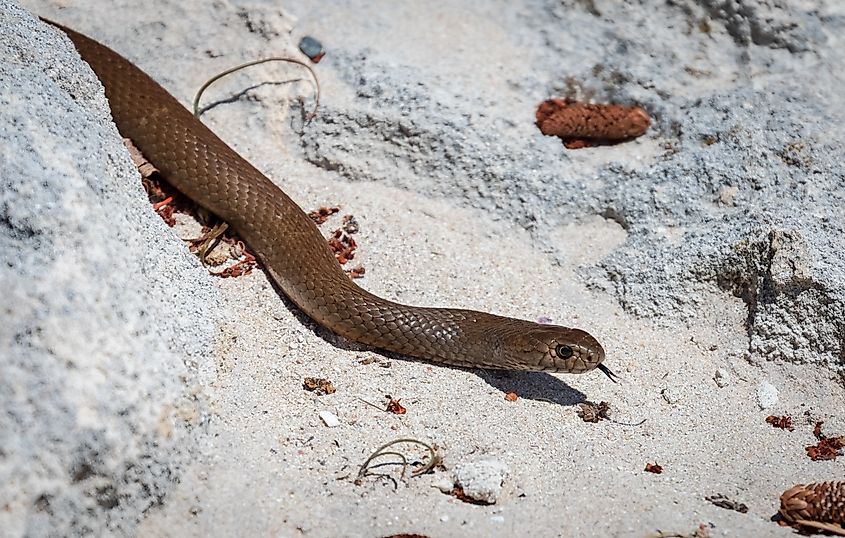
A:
[49, 21, 610, 375]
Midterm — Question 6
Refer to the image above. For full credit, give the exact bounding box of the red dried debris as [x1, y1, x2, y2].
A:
[212, 256, 257, 278]
[346, 265, 366, 279]
[155, 202, 177, 227]
[766, 415, 795, 431]
[308, 205, 341, 224]
[216, 246, 259, 278]
[385, 395, 407, 415]
[129, 138, 192, 228]
[504, 392, 519, 402]
[535, 98, 651, 149]
[328, 229, 358, 265]
[127, 137, 260, 276]
[188, 231, 260, 278]
[806, 421, 844, 462]
[644, 463, 664, 474]
[141, 173, 190, 228]
[309, 207, 366, 277]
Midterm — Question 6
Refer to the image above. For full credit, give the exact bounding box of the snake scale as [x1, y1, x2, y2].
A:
[47, 20, 613, 378]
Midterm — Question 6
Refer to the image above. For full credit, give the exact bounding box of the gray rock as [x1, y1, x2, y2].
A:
[452, 459, 509, 505]
[698, 0, 825, 52]
[0, 4, 220, 536]
[295, 0, 845, 377]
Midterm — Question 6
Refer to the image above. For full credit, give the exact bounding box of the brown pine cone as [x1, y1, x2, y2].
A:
[779, 482, 845, 535]
[535, 99, 650, 149]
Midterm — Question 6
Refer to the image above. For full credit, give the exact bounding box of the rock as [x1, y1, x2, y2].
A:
[714, 368, 731, 388]
[318, 410, 341, 428]
[0, 7, 220, 536]
[756, 381, 779, 409]
[433, 477, 455, 494]
[661, 387, 681, 405]
[298, 0, 845, 378]
[452, 459, 509, 505]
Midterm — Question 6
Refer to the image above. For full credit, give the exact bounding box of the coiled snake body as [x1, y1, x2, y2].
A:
[48, 21, 612, 377]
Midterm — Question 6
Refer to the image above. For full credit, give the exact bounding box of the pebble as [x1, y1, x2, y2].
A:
[757, 381, 779, 409]
[298, 36, 325, 63]
[433, 477, 454, 494]
[661, 387, 681, 404]
[714, 368, 731, 388]
[318, 410, 340, 427]
[452, 459, 509, 504]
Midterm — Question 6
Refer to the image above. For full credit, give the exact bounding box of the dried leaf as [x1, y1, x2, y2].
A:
[578, 401, 611, 423]
[705, 493, 748, 513]
[303, 377, 336, 395]
[385, 395, 406, 415]
[645, 462, 663, 474]
[307, 205, 340, 224]
[766, 415, 794, 431]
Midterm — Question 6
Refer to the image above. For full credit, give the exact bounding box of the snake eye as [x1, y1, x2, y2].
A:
[555, 344, 573, 360]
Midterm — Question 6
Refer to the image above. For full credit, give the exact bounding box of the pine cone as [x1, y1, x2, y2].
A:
[779, 482, 845, 534]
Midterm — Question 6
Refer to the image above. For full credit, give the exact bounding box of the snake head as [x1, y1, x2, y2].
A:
[501, 324, 610, 377]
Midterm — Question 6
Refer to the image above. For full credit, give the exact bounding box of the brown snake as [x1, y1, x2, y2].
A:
[48, 20, 614, 378]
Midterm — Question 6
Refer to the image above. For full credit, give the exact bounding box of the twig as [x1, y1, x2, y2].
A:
[356, 438, 439, 486]
[193, 57, 320, 120]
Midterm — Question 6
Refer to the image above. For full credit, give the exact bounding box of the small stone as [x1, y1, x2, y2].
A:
[661, 387, 680, 404]
[719, 185, 739, 205]
[298, 36, 325, 63]
[432, 477, 454, 494]
[714, 368, 731, 388]
[490, 515, 505, 523]
[452, 459, 509, 504]
[318, 410, 340, 427]
[757, 381, 779, 409]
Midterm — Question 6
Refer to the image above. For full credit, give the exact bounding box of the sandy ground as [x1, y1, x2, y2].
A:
[9, 0, 845, 536]
[138, 180, 844, 538]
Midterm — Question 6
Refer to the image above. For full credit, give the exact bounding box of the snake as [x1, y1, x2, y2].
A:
[46, 20, 614, 378]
